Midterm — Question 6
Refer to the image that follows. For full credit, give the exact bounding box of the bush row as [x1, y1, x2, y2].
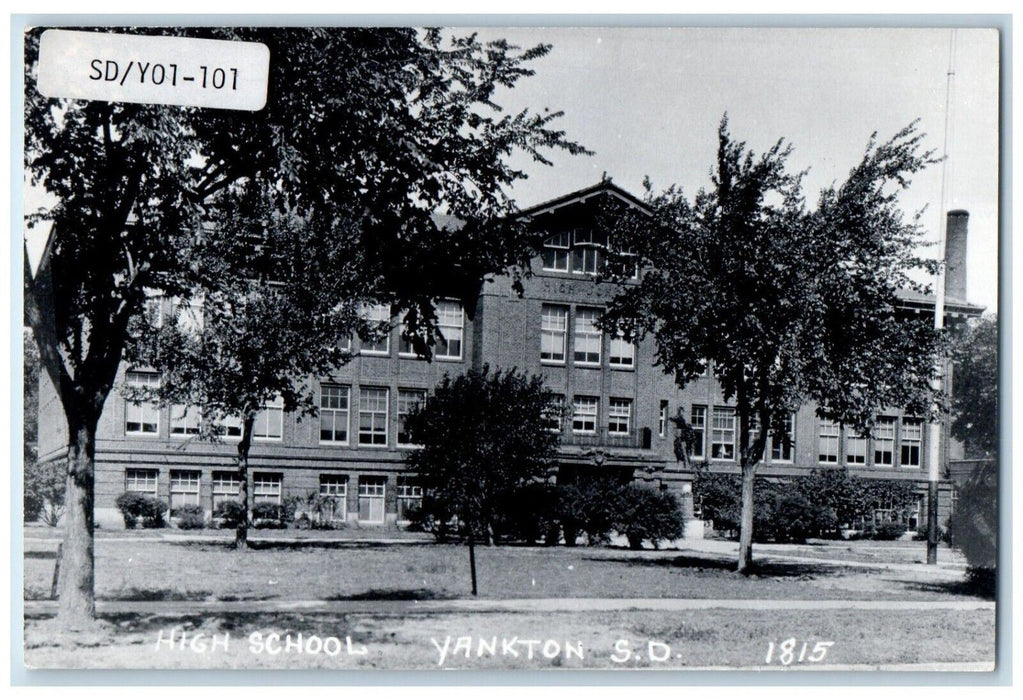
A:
[409, 478, 687, 549]
[115, 492, 345, 530]
[692, 467, 922, 544]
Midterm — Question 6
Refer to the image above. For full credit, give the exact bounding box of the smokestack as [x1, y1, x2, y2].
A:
[944, 210, 969, 301]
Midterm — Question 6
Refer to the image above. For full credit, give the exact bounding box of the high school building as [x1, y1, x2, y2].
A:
[35, 181, 983, 531]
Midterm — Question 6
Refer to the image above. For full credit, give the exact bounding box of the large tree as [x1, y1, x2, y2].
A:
[602, 117, 945, 572]
[24, 27, 586, 628]
[951, 314, 998, 458]
[403, 366, 562, 594]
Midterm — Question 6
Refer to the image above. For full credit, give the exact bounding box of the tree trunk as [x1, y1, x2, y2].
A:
[234, 416, 255, 549]
[56, 418, 98, 629]
[736, 461, 756, 574]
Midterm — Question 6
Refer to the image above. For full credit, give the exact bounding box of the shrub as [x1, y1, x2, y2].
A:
[252, 502, 287, 528]
[25, 459, 66, 526]
[493, 482, 560, 544]
[948, 461, 997, 570]
[213, 500, 246, 529]
[614, 485, 686, 549]
[768, 493, 837, 543]
[867, 521, 906, 540]
[171, 504, 206, 530]
[115, 492, 167, 529]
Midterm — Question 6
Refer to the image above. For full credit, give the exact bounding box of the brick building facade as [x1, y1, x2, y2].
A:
[35, 182, 982, 531]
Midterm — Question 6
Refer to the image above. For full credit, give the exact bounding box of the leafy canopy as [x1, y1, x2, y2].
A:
[602, 116, 946, 464]
[404, 366, 562, 540]
[24, 27, 589, 423]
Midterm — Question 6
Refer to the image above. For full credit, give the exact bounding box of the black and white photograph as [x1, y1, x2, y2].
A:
[15, 19, 1002, 675]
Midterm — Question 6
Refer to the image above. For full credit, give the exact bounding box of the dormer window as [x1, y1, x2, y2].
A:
[541, 231, 570, 271]
[572, 229, 607, 275]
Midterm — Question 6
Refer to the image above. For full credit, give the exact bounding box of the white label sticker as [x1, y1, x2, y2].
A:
[36, 29, 269, 111]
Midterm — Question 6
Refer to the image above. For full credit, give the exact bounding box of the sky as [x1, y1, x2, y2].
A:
[469, 26, 1001, 312]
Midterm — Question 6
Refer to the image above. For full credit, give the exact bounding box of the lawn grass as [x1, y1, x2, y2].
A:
[23, 539, 986, 603]
[22, 607, 995, 670]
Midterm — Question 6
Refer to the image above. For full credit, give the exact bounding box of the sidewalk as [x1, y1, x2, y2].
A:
[23, 596, 995, 618]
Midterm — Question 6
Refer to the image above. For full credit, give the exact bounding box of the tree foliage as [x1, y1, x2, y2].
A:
[24, 27, 587, 623]
[601, 116, 945, 571]
[951, 314, 998, 458]
[404, 366, 562, 546]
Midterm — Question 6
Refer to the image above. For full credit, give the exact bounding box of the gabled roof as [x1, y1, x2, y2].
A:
[517, 179, 652, 218]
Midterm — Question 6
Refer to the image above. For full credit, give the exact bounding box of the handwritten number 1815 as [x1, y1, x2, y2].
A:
[765, 638, 834, 665]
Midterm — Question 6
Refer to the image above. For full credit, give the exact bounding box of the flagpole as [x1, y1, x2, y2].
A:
[927, 28, 957, 565]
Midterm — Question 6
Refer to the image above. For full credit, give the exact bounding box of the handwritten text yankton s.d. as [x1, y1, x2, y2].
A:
[153, 628, 368, 657]
[37, 29, 269, 111]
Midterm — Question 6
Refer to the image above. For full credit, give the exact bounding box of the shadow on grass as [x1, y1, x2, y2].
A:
[326, 588, 456, 601]
[167, 539, 436, 552]
[101, 588, 215, 602]
[586, 553, 842, 578]
[24, 549, 58, 559]
[893, 578, 996, 601]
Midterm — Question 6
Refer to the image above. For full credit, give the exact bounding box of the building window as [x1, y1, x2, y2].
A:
[436, 300, 464, 360]
[397, 388, 427, 446]
[253, 473, 282, 505]
[396, 477, 423, 522]
[124, 372, 160, 436]
[358, 476, 386, 523]
[608, 398, 632, 435]
[361, 303, 391, 355]
[710, 407, 736, 461]
[819, 419, 840, 464]
[874, 417, 896, 467]
[609, 332, 635, 368]
[253, 396, 283, 441]
[901, 418, 923, 468]
[125, 468, 158, 497]
[174, 296, 204, 334]
[216, 414, 243, 440]
[143, 291, 164, 328]
[572, 396, 598, 434]
[170, 404, 201, 437]
[690, 406, 706, 459]
[541, 231, 570, 272]
[571, 229, 606, 275]
[771, 414, 795, 462]
[545, 394, 565, 433]
[658, 400, 670, 438]
[319, 475, 348, 521]
[573, 307, 602, 365]
[319, 385, 350, 444]
[211, 471, 241, 509]
[169, 470, 201, 509]
[358, 387, 389, 446]
[540, 305, 568, 363]
[846, 432, 867, 466]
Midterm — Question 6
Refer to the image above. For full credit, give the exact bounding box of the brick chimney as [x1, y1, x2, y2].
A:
[944, 210, 969, 301]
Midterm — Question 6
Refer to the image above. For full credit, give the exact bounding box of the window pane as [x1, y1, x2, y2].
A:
[818, 419, 840, 464]
[125, 468, 158, 497]
[361, 303, 391, 354]
[572, 396, 598, 434]
[253, 396, 283, 440]
[874, 417, 896, 467]
[573, 308, 601, 365]
[690, 406, 706, 458]
[770, 414, 795, 462]
[359, 387, 389, 446]
[397, 389, 427, 445]
[711, 407, 735, 460]
[170, 404, 201, 436]
[541, 305, 568, 362]
[125, 372, 160, 435]
[170, 470, 201, 508]
[436, 301, 464, 359]
[253, 473, 282, 504]
[609, 333, 635, 367]
[319, 385, 349, 443]
[608, 398, 631, 434]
